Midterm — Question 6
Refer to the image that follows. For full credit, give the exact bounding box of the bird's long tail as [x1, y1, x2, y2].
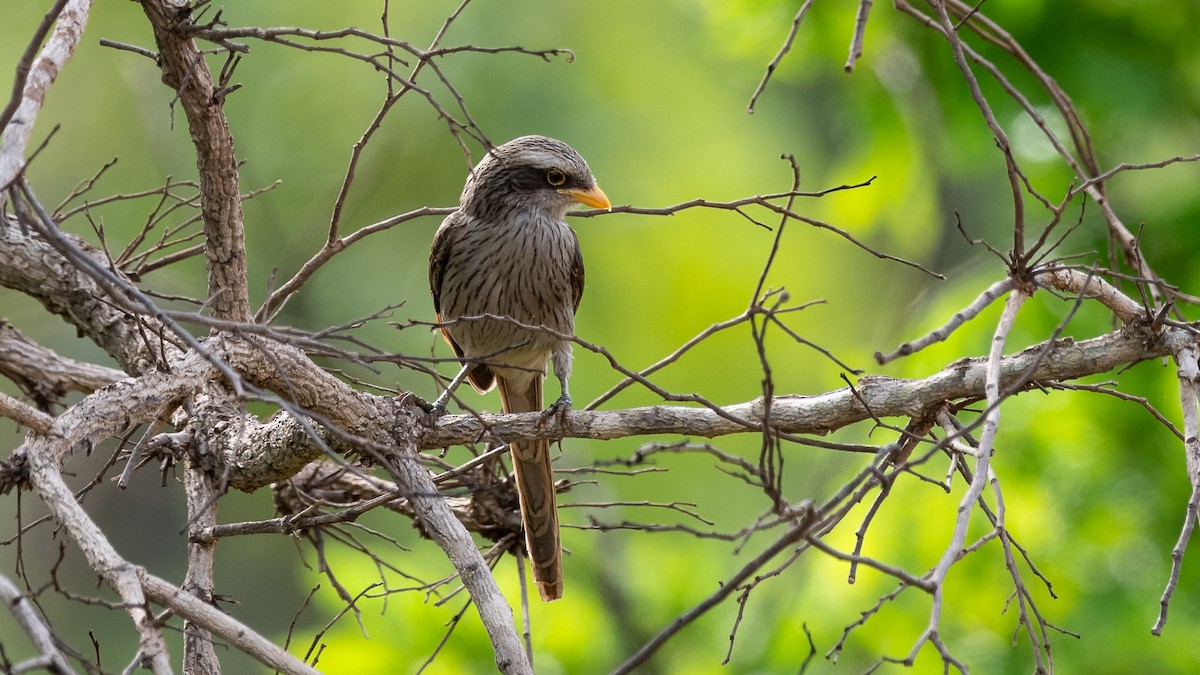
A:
[496, 374, 563, 601]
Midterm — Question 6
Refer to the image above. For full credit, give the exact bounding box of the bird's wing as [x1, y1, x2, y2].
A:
[429, 211, 466, 361]
[569, 226, 585, 312]
[428, 210, 495, 392]
[428, 211, 457, 320]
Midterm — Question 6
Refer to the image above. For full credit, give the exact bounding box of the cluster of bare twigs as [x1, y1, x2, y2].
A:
[2, 1, 1200, 674]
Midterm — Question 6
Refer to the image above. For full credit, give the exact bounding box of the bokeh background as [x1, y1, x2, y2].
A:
[3, 1, 1200, 673]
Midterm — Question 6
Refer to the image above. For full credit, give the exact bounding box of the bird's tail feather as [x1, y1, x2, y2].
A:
[496, 374, 563, 601]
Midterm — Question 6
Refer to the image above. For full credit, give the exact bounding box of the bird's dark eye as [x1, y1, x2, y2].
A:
[546, 169, 567, 187]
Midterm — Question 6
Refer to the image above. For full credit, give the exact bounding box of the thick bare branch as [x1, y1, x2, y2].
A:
[423, 324, 1177, 449]
[0, 390, 53, 433]
[182, 390, 222, 672]
[0, 0, 92, 195]
[0, 320, 126, 397]
[0, 572, 76, 674]
[120, 318, 1175, 498]
[24, 430, 175, 674]
[0, 217, 170, 374]
[140, 574, 320, 675]
[139, 0, 251, 323]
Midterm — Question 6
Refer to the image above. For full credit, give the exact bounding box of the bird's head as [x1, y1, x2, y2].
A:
[460, 135, 611, 221]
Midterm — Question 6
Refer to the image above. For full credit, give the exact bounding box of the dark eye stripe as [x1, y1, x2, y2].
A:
[508, 166, 584, 192]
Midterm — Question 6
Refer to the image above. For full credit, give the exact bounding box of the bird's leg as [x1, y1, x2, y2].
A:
[430, 362, 472, 417]
[541, 348, 573, 424]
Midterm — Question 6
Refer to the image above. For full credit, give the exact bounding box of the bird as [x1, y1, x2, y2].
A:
[428, 135, 610, 601]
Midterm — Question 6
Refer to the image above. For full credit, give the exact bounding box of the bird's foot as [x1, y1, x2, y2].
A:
[539, 392, 573, 428]
[409, 393, 449, 421]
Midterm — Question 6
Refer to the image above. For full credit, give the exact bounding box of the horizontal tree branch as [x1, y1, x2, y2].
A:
[0, 320, 126, 397]
[180, 320, 1178, 496]
[0, 390, 53, 433]
[420, 323, 1178, 449]
[4, 311, 1174, 498]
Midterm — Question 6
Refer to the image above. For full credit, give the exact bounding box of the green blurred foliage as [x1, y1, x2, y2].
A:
[3, 0, 1200, 673]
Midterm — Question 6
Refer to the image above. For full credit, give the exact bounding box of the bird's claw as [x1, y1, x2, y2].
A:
[540, 393, 573, 427]
[429, 399, 448, 418]
[410, 393, 448, 421]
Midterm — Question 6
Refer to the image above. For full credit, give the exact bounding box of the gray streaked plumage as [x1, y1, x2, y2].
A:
[429, 135, 610, 602]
